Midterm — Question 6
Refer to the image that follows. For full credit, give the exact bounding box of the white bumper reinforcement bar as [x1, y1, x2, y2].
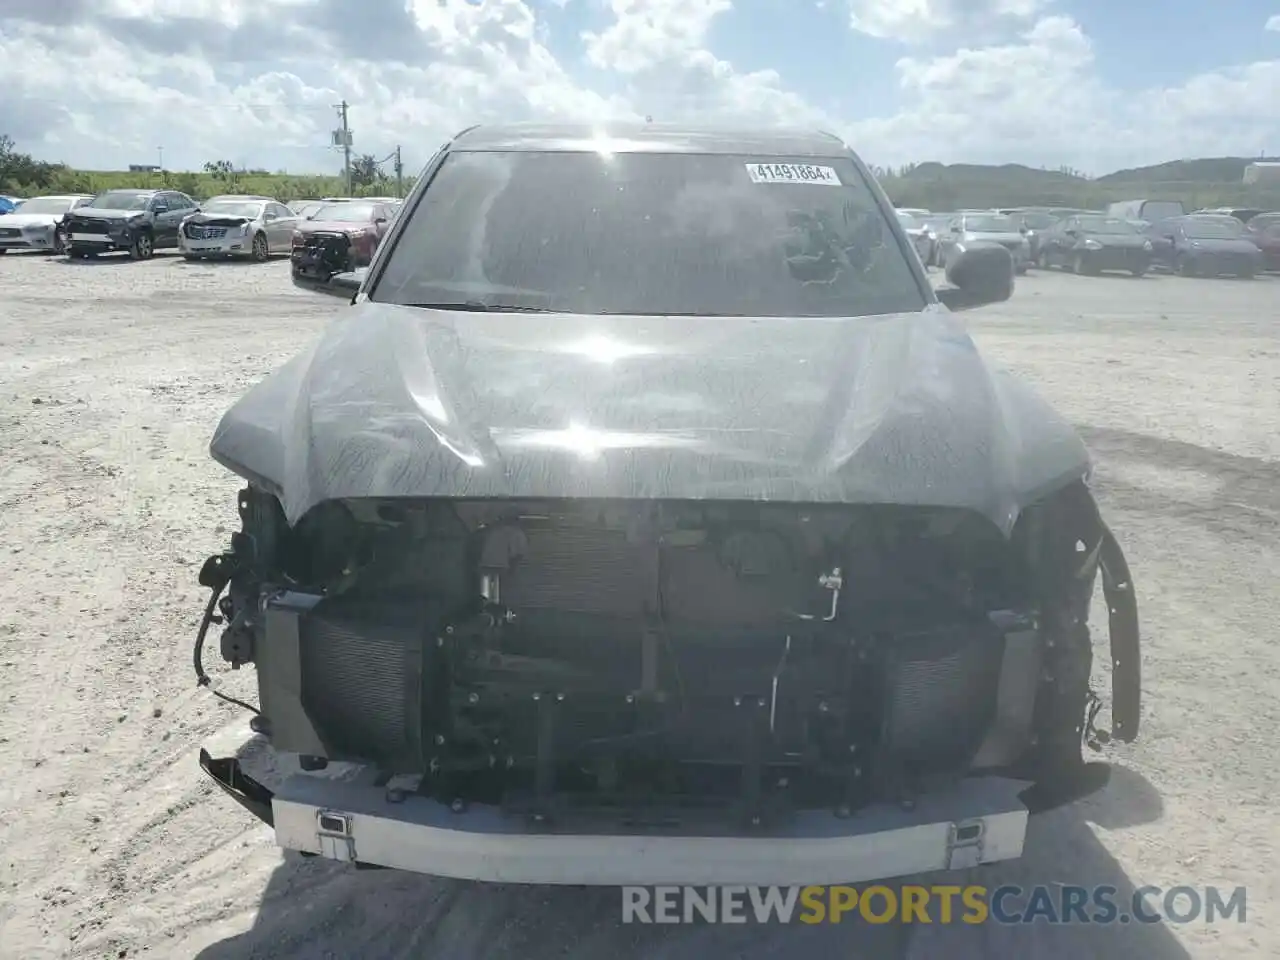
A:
[270, 773, 1029, 886]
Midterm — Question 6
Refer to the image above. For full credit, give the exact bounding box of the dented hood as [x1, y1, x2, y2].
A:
[296, 219, 364, 234]
[209, 303, 1089, 534]
[185, 212, 254, 228]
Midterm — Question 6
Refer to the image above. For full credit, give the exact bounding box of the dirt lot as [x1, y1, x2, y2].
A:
[0, 251, 1276, 959]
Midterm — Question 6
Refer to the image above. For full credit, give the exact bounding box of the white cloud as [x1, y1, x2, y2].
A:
[844, 15, 1280, 172]
[581, 0, 831, 127]
[846, 0, 1052, 43]
[0, 1, 1277, 176]
[848, 16, 1112, 168]
[1266, 14, 1280, 32]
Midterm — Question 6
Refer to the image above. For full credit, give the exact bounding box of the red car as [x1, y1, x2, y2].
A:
[291, 200, 395, 281]
[1244, 213, 1280, 272]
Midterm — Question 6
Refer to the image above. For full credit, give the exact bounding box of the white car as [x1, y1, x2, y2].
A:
[896, 211, 939, 268]
[939, 213, 1033, 274]
[178, 198, 298, 261]
[0, 194, 94, 254]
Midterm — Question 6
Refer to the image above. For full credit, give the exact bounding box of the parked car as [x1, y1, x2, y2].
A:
[1242, 211, 1280, 232]
[920, 212, 951, 231]
[1191, 207, 1263, 224]
[63, 189, 198, 259]
[178, 198, 298, 261]
[1005, 209, 1062, 263]
[196, 122, 1139, 890]
[1183, 212, 1248, 230]
[896, 210, 938, 267]
[1036, 215, 1152, 276]
[1140, 218, 1176, 265]
[1107, 199, 1185, 224]
[1243, 212, 1280, 272]
[289, 200, 396, 281]
[290, 200, 326, 219]
[205, 194, 275, 205]
[1150, 215, 1264, 278]
[0, 195, 23, 214]
[0, 194, 93, 255]
[939, 212, 1032, 273]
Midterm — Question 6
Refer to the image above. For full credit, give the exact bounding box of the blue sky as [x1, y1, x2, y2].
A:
[0, 0, 1278, 174]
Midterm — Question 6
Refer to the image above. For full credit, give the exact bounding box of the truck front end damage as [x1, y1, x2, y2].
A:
[196, 480, 1138, 885]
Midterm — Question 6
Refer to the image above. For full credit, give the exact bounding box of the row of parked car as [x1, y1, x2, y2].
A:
[895, 203, 1280, 280]
[0, 190, 404, 277]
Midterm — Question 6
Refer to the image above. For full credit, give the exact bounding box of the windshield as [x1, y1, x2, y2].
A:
[1020, 212, 1058, 229]
[1183, 219, 1244, 239]
[372, 150, 925, 317]
[310, 203, 377, 222]
[964, 214, 1016, 232]
[89, 191, 151, 211]
[201, 201, 264, 218]
[1139, 201, 1184, 222]
[13, 197, 78, 215]
[1076, 217, 1139, 235]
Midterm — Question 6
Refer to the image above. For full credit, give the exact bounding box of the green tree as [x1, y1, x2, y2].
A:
[350, 153, 385, 189]
[172, 171, 201, 197]
[202, 159, 240, 191]
[0, 134, 61, 192]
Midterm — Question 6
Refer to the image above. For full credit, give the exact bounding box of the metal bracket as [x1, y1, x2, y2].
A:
[1098, 522, 1140, 742]
[945, 818, 985, 870]
[790, 567, 844, 622]
[315, 810, 356, 862]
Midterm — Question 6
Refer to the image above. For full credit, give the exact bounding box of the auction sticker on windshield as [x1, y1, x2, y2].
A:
[746, 162, 842, 185]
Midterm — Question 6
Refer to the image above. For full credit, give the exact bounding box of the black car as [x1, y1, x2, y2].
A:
[1243, 212, 1280, 272]
[1152, 215, 1265, 278]
[63, 189, 198, 260]
[1037, 215, 1153, 276]
[1006, 209, 1062, 262]
[194, 123, 1138, 888]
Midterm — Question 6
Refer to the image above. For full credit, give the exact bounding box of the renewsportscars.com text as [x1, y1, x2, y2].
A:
[621, 885, 1247, 925]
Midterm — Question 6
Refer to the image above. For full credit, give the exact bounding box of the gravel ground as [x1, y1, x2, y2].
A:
[0, 251, 1276, 959]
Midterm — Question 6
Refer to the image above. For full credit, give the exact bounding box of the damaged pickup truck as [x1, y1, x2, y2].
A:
[196, 123, 1140, 886]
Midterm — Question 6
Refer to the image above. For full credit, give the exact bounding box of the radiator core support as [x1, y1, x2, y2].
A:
[250, 591, 1031, 817]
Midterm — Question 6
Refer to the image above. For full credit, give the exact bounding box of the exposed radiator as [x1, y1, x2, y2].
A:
[880, 618, 1005, 778]
[256, 593, 432, 771]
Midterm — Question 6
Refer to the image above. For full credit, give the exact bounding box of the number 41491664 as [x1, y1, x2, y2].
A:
[746, 163, 841, 185]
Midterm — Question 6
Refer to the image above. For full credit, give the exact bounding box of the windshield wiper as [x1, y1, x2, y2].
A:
[403, 301, 557, 313]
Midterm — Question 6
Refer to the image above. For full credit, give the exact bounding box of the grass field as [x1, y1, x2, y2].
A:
[22, 166, 395, 202]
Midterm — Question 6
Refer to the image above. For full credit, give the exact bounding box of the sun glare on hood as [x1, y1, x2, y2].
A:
[556, 334, 658, 365]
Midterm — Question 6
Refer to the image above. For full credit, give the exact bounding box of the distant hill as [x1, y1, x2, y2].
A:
[880, 156, 1280, 213]
[902, 161, 1085, 185]
[1097, 156, 1278, 184]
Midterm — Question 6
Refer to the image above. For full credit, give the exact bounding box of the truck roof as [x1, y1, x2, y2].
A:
[449, 122, 851, 158]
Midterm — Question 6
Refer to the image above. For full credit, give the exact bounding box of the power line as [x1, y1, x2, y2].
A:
[368, 146, 407, 197]
[333, 100, 352, 195]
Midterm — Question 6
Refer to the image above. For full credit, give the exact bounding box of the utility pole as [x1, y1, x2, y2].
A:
[157, 146, 164, 171]
[334, 101, 353, 195]
[394, 145, 404, 198]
